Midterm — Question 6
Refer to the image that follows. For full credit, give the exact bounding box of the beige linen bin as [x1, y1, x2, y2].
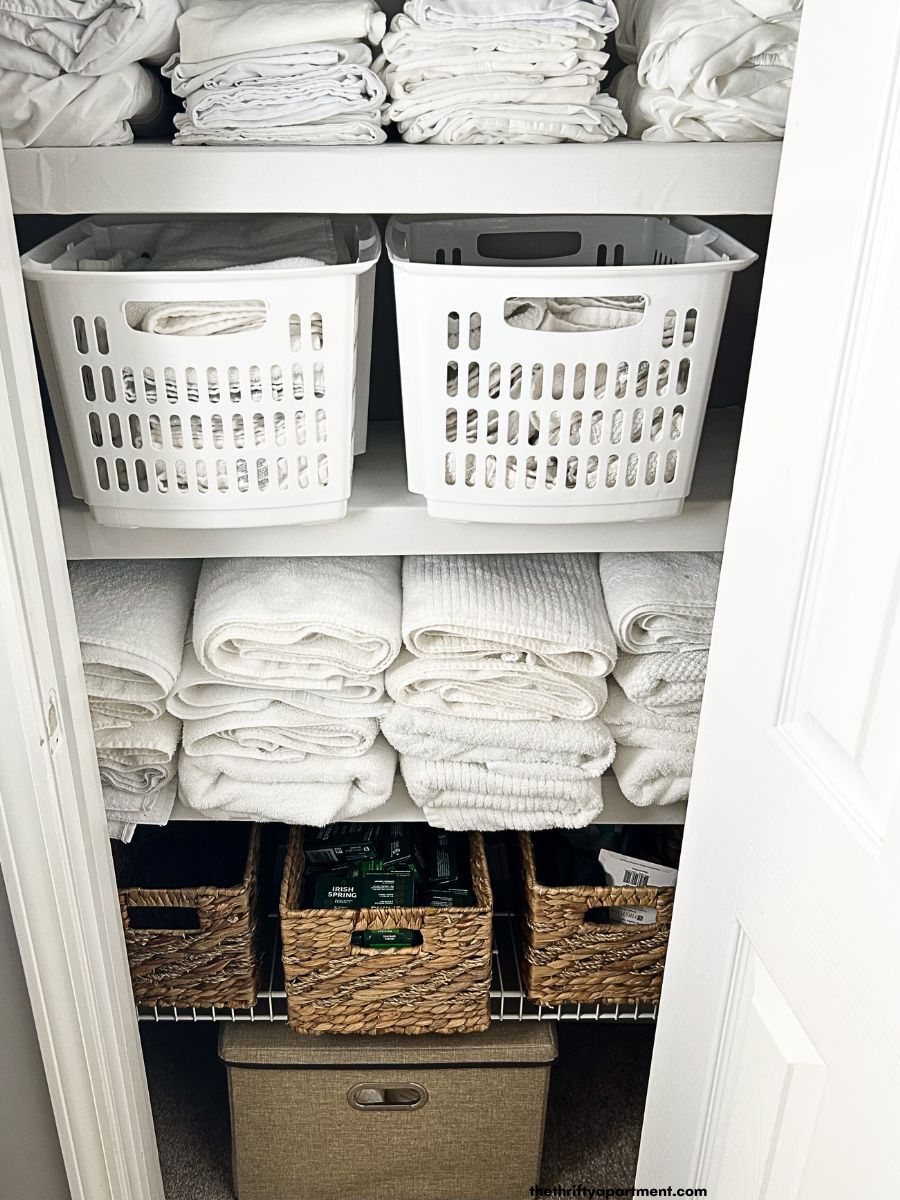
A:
[219, 1022, 557, 1200]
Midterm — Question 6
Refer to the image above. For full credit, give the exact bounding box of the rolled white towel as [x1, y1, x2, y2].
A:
[613, 649, 708, 715]
[600, 551, 721, 654]
[387, 649, 607, 722]
[95, 713, 181, 825]
[69, 559, 199, 725]
[604, 680, 697, 807]
[177, 735, 397, 823]
[181, 704, 378, 760]
[404, 0, 619, 35]
[403, 554, 616, 676]
[193, 556, 402, 689]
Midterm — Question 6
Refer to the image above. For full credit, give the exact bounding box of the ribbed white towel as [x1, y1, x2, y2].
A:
[387, 650, 607, 721]
[168, 642, 390, 719]
[401, 757, 605, 830]
[600, 552, 721, 653]
[95, 713, 180, 824]
[604, 680, 697, 806]
[181, 705, 378, 759]
[70, 559, 199, 725]
[177, 735, 397, 823]
[613, 649, 707, 714]
[382, 704, 615, 771]
[193, 556, 402, 688]
[403, 554, 616, 676]
[405, 0, 618, 35]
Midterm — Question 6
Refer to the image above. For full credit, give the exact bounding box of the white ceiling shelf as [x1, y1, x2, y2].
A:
[59, 407, 739, 559]
[5, 141, 781, 215]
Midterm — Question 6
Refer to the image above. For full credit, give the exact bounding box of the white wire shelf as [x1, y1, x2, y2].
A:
[135, 913, 658, 1025]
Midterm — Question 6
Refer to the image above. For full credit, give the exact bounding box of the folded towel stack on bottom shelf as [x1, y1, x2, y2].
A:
[376, 0, 625, 145]
[382, 554, 617, 829]
[68, 559, 199, 841]
[600, 551, 722, 806]
[174, 557, 401, 823]
[165, 0, 388, 146]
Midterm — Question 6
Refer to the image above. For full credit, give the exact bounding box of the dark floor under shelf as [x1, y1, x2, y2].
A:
[142, 1021, 654, 1200]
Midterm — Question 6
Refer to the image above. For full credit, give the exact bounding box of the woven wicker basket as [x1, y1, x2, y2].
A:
[519, 833, 674, 1006]
[279, 828, 494, 1035]
[114, 823, 262, 1008]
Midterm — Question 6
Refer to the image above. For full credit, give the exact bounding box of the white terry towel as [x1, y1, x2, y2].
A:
[382, 704, 615, 773]
[165, 41, 374, 95]
[401, 757, 605, 830]
[387, 649, 607, 722]
[405, 0, 618, 35]
[403, 554, 616, 677]
[394, 93, 624, 144]
[176, 0, 387, 66]
[181, 704, 378, 759]
[193, 556, 402, 688]
[177, 735, 397, 823]
[69, 559, 199, 725]
[172, 113, 387, 145]
[613, 649, 708, 715]
[168, 642, 390, 719]
[600, 552, 721, 654]
[604, 680, 697, 807]
[95, 713, 180, 824]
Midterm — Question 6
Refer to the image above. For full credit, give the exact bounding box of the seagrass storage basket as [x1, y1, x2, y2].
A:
[279, 827, 493, 1035]
[518, 832, 673, 1005]
[113, 822, 261, 1007]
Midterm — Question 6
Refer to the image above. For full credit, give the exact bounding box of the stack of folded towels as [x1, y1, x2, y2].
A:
[600, 551, 722, 806]
[0, 0, 179, 146]
[173, 557, 400, 823]
[381, 554, 617, 829]
[376, 0, 626, 144]
[611, 0, 802, 141]
[68, 559, 199, 841]
[164, 0, 388, 146]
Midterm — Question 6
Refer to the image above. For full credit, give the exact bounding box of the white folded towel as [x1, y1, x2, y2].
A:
[176, 0, 387, 66]
[600, 552, 721, 654]
[95, 713, 180, 826]
[405, 0, 618, 35]
[193, 556, 402, 689]
[172, 114, 387, 145]
[69, 559, 199, 725]
[604, 680, 697, 807]
[613, 649, 708, 715]
[107, 819, 137, 843]
[401, 756, 605, 830]
[394, 93, 625, 144]
[177, 735, 397, 823]
[387, 649, 607, 722]
[403, 554, 616, 676]
[181, 704, 378, 759]
[165, 41, 374, 95]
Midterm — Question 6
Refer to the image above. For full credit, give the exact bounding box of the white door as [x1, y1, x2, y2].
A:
[638, 4, 900, 1196]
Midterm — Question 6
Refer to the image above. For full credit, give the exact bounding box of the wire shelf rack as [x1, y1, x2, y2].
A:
[135, 913, 658, 1025]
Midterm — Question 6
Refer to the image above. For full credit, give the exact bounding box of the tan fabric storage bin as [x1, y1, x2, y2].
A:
[279, 827, 493, 1035]
[220, 1022, 557, 1200]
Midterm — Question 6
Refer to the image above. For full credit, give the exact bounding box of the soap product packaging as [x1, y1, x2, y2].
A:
[362, 871, 417, 908]
[313, 873, 367, 910]
[426, 888, 474, 909]
[598, 849, 678, 926]
[350, 929, 420, 950]
[305, 824, 381, 866]
[382, 823, 426, 878]
[426, 831, 463, 886]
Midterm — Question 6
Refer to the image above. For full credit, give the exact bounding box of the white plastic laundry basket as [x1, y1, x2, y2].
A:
[22, 216, 380, 528]
[388, 215, 756, 524]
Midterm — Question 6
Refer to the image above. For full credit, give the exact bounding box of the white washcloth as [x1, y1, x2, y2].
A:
[0, 0, 181, 76]
[69, 559, 199, 725]
[394, 93, 624, 144]
[107, 819, 137, 842]
[604, 680, 697, 807]
[401, 757, 605, 830]
[193, 556, 402, 688]
[181, 705, 378, 759]
[168, 642, 389, 719]
[387, 649, 607, 722]
[613, 649, 708, 715]
[95, 713, 180, 825]
[165, 41, 373, 95]
[173, 113, 387, 144]
[403, 554, 616, 676]
[177, 735, 397, 823]
[600, 552, 721, 654]
[382, 704, 615, 772]
[176, 0, 386, 66]
[405, 0, 618, 35]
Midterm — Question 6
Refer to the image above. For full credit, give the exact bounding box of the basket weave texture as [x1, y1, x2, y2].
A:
[279, 828, 494, 1035]
[115, 825, 262, 1008]
[519, 833, 673, 1006]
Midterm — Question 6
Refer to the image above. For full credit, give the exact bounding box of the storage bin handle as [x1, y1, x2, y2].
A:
[347, 1083, 428, 1111]
[119, 888, 210, 932]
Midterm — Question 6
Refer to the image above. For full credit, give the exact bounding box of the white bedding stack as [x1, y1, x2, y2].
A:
[376, 0, 626, 144]
[174, 557, 400, 823]
[611, 0, 802, 141]
[164, 0, 388, 145]
[600, 551, 722, 806]
[382, 554, 617, 829]
[68, 559, 199, 841]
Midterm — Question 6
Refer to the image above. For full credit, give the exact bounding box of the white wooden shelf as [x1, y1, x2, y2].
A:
[5, 141, 781, 215]
[168, 768, 687, 825]
[60, 408, 739, 559]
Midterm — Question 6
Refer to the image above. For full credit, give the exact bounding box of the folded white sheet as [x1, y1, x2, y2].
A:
[405, 0, 618, 35]
[193, 556, 402, 688]
[613, 649, 708, 715]
[388, 72, 602, 121]
[0, 0, 181, 76]
[176, 0, 386, 66]
[394, 93, 625, 143]
[381, 14, 609, 64]
[173, 113, 387, 145]
[181, 704, 378, 759]
[165, 41, 373, 95]
[600, 552, 721, 654]
[69, 559, 199, 725]
[604, 680, 697, 807]
[387, 649, 607, 722]
[0, 62, 163, 147]
[177, 735, 397, 823]
[403, 554, 616, 677]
